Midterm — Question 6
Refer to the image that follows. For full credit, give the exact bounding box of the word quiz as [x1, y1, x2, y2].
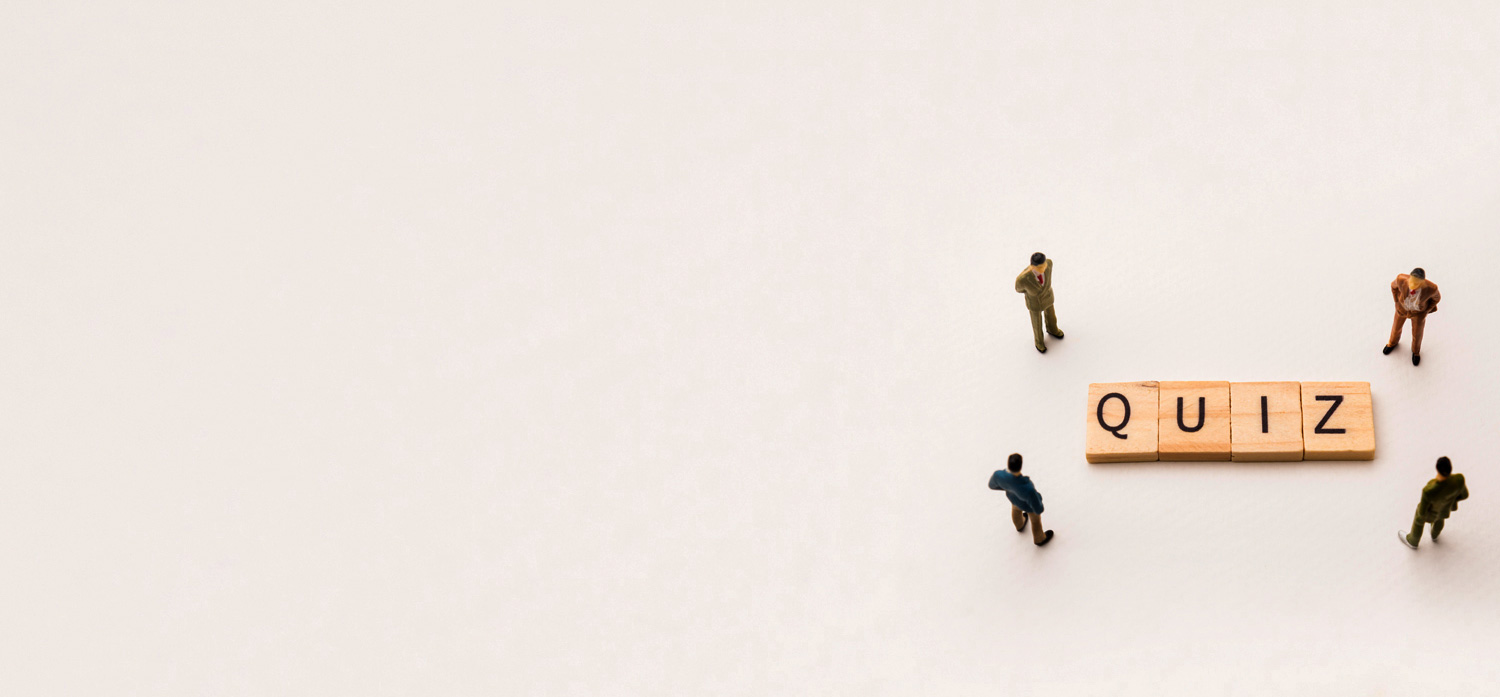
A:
[1085, 381, 1374, 463]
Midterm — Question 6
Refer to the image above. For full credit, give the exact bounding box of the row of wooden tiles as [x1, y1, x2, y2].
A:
[1085, 381, 1374, 463]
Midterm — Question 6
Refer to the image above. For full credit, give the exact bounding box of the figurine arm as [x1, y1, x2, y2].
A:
[1014, 273, 1028, 294]
[1427, 287, 1441, 314]
[1419, 481, 1438, 516]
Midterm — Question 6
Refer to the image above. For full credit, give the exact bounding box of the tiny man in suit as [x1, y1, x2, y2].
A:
[1015, 252, 1063, 353]
[1384, 267, 1440, 366]
[989, 453, 1053, 546]
[1399, 456, 1468, 549]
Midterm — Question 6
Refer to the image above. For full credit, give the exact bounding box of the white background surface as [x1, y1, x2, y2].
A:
[4, 3, 1500, 695]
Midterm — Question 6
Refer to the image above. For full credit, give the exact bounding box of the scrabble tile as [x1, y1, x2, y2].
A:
[1300, 382, 1375, 460]
[1157, 381, 1232, 461]
[1085, 381, 1159, 463]
[1229, 382, 1304, 461]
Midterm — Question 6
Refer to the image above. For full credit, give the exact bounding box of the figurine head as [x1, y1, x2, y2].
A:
[1029, 252, 1046, 268]
[1410, 267, 1426, 280]
[1007, 453, 1023, 473]
[1435, 456, 1451, 478]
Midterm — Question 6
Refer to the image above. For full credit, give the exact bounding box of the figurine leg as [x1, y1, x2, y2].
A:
[1011, 505, 1028, 532]
[1043, 305, 1063, 339]
[1410, 314, 1426, 356]
[1029, 310, 1046, 352]
[1028, 513, 1047, 544]
[1406, 512, 1426, 548]
[1387, 312, 1406, 350]
[1431, 517, 1444, 541]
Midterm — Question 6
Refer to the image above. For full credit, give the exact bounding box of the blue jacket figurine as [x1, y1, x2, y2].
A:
[990, 453, 1053, 546]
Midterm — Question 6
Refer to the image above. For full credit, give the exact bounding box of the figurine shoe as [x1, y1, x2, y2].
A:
[1035, 530, 1054, 547]
[1398, 531, 1418, 549]
[1047, 329, 1064, 339]
[1382, 344, 1395, 355]
[1035, 343, 1047, 354]
[1412, 354, 1421, 366]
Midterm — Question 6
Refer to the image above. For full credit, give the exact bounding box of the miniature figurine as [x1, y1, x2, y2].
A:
[1384, 267, 1440, 366]
[1015, 252, 1063, 353]
[989, 453, 1053, 546]
[1399, 456, 1468, 549]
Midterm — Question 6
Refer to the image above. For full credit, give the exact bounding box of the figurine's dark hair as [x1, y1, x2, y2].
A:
[1007, 453, 1023, 472]
[1436, 456, 1452, 476]
[1411, 267, 1426, 279]
[1030, 252, 1046, 266]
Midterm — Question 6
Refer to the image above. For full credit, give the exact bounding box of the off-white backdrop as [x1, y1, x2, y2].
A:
[4, 4, 1500, 696]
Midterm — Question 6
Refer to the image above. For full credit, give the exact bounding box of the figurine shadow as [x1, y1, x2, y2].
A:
[1402, 534, 1486, 601]
[1030, 335, 1071, 359]
[1091, 458, 1374, 472]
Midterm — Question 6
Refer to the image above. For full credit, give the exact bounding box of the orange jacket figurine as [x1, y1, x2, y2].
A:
[1384, 267, 1440, 366]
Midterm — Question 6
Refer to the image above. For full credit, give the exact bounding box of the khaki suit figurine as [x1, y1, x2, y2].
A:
[1384, 267, 1440, 366]
[1015, 252, 1063, 353]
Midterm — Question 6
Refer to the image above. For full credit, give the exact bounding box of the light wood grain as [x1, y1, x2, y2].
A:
[1085, 381, 1159, 463]
[1299, 381, 1375, 460]
[1230, 382, 1304, 462]
[1157, 381, 1232, 461]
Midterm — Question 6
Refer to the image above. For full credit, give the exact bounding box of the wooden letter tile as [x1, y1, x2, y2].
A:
[1157, 381, 1231, 461]
[1229, 382, 1304, 461]
[1300, 382, 1375, 460]
[1086, 381, 1159, 463]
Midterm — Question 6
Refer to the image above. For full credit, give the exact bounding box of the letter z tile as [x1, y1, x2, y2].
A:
[1300, 381, 1375, 460]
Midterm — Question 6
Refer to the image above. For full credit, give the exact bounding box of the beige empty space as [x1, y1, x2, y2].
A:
[1157, 381, 1231, 461]
[1300, 382, 1376, 460]
[1229, 382, 1304, 461]
[1085, 381, 1159, 463]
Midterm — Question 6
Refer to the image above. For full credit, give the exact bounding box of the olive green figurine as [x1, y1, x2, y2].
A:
[1400, 456, 1469, 549]
[1015, 252, 1063, 353]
